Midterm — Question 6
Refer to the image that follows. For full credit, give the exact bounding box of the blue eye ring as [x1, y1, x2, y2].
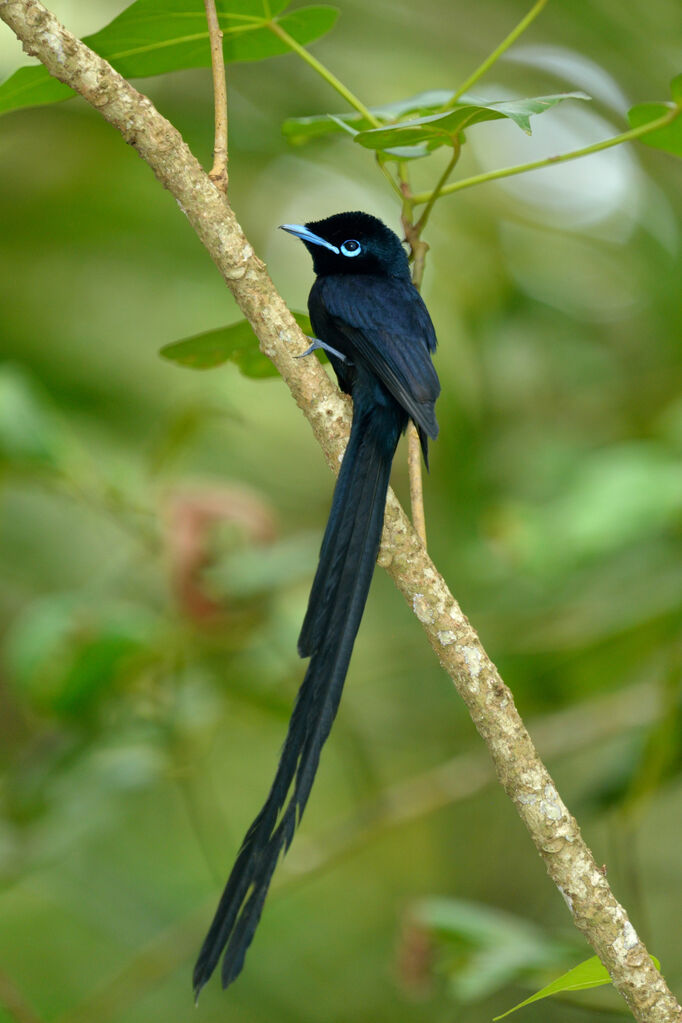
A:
[340, 239, 362, 257]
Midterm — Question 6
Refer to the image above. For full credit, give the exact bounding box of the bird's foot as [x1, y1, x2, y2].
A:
[296, 337, 348, 363]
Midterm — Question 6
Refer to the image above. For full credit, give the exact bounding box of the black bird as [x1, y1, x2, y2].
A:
[193, 211, 440, 997]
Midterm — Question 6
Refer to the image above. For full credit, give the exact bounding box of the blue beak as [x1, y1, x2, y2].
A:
[280, 224, 340, 254]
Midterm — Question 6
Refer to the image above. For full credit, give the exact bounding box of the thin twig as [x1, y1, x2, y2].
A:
[406, 422, 427, 544]
[375, 153, 404, 199]
[410, 104, 681, 204]
[268, 20, 381, 127]
[448, 0, 550, 105]
[1, 5, 680, 1019]
[203, 0, 228, 191]
[397, 169, 430, 545]
[415, 141, 460, 233]
[402, 145, 460, 547]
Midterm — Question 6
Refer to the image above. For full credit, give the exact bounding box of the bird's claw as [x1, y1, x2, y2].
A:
[296, 337, 348, 363]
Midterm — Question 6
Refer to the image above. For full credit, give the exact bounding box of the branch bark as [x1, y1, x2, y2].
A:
[1, 2, 679, 1019]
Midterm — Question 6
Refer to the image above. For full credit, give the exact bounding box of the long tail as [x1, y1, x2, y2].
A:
[193, 392, 405, 997]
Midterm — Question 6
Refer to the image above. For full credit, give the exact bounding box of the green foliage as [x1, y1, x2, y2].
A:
[493, 954, 662, 1019]
[282, 89, 460, 143]
[1, 0, 682, 1020]
[0, 0, 339, 115]
[283, 91, 593, 162]
[417, 900, 663, 1017]
[159, 312, 312, 376]
[627, 75, 682, 157]
[583, 667, 682, 815]
[206, 531, 318, 598]
[0, 365, 65, 468]
[4, 594, 157, 716]
[353, 93, 591, 155]
[628, 106, 682, 156]
[412, 898, 576, 1003]
[503, 442, 682, 576]
[672, 72, 682, 104]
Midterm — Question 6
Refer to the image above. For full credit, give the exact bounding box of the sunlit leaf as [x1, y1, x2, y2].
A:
[671, 73, 682, 104]
[493, 954, 661, 1019]
[370, 89, 461, 119]
[159, 312, 312, 377]
[354, 92, 590, 152]
[282, 88, 457, 144]
[628, 101, 682, 158]
[0, 0, 339, 116]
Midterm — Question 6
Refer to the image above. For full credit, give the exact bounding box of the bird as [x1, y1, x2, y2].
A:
[193, 211, 440, 997]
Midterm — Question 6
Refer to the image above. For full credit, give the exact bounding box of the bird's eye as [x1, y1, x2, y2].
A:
[340, 239, 362, 257]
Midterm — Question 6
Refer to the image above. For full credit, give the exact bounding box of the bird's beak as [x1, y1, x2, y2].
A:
[280, 224, 340, 254]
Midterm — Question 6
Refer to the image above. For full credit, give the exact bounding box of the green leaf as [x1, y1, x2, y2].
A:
[282, 89, 457, 144]
[669, 73, 682, 105]
[0, 70, 75, 115]
[413, 898, 575, 1003]
[493, 954, 662, 1020]
[354, 92, 590, 153]
[4, 595, 156, 715]
[371, 89, 462, 119]
[206, 532, 318, 598]
[0, 0, 339, 117]
[628, 102, 682, 158]
[159, 312, 312, 377]
[0, 365, 64, 468]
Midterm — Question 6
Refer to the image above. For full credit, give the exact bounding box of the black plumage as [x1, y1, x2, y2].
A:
[193, 211, 440, 997]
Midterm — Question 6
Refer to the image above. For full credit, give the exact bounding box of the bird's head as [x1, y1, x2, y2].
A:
[280, 211, 410, 279]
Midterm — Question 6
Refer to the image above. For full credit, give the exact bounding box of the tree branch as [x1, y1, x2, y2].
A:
[1, 2, 680, 1019]
[203, 0, 228, 192]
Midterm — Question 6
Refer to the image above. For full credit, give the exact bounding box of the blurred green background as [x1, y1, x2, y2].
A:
[1, 1, 681, 1020]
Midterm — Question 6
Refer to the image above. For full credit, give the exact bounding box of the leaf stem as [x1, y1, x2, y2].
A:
[411, 104, 681, 204]
[394, 161, 431, 545]
[203, 0, 228, 191]
[406, 424, 427, 545]
[416, 140, 460, 232]
[375, 154, 404, 199]
[448, 0, 549, 106]
[268, 21, 381, 127]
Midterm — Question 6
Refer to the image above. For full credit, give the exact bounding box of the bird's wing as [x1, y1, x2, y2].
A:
[310, 275, 440, 440]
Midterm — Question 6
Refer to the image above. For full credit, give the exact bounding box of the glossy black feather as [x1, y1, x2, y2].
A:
[309, 274, 440, 459]
[193, 212, 440, 998]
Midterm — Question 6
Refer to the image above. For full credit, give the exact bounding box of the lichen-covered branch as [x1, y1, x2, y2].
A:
[1, 2, 679, 1019]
